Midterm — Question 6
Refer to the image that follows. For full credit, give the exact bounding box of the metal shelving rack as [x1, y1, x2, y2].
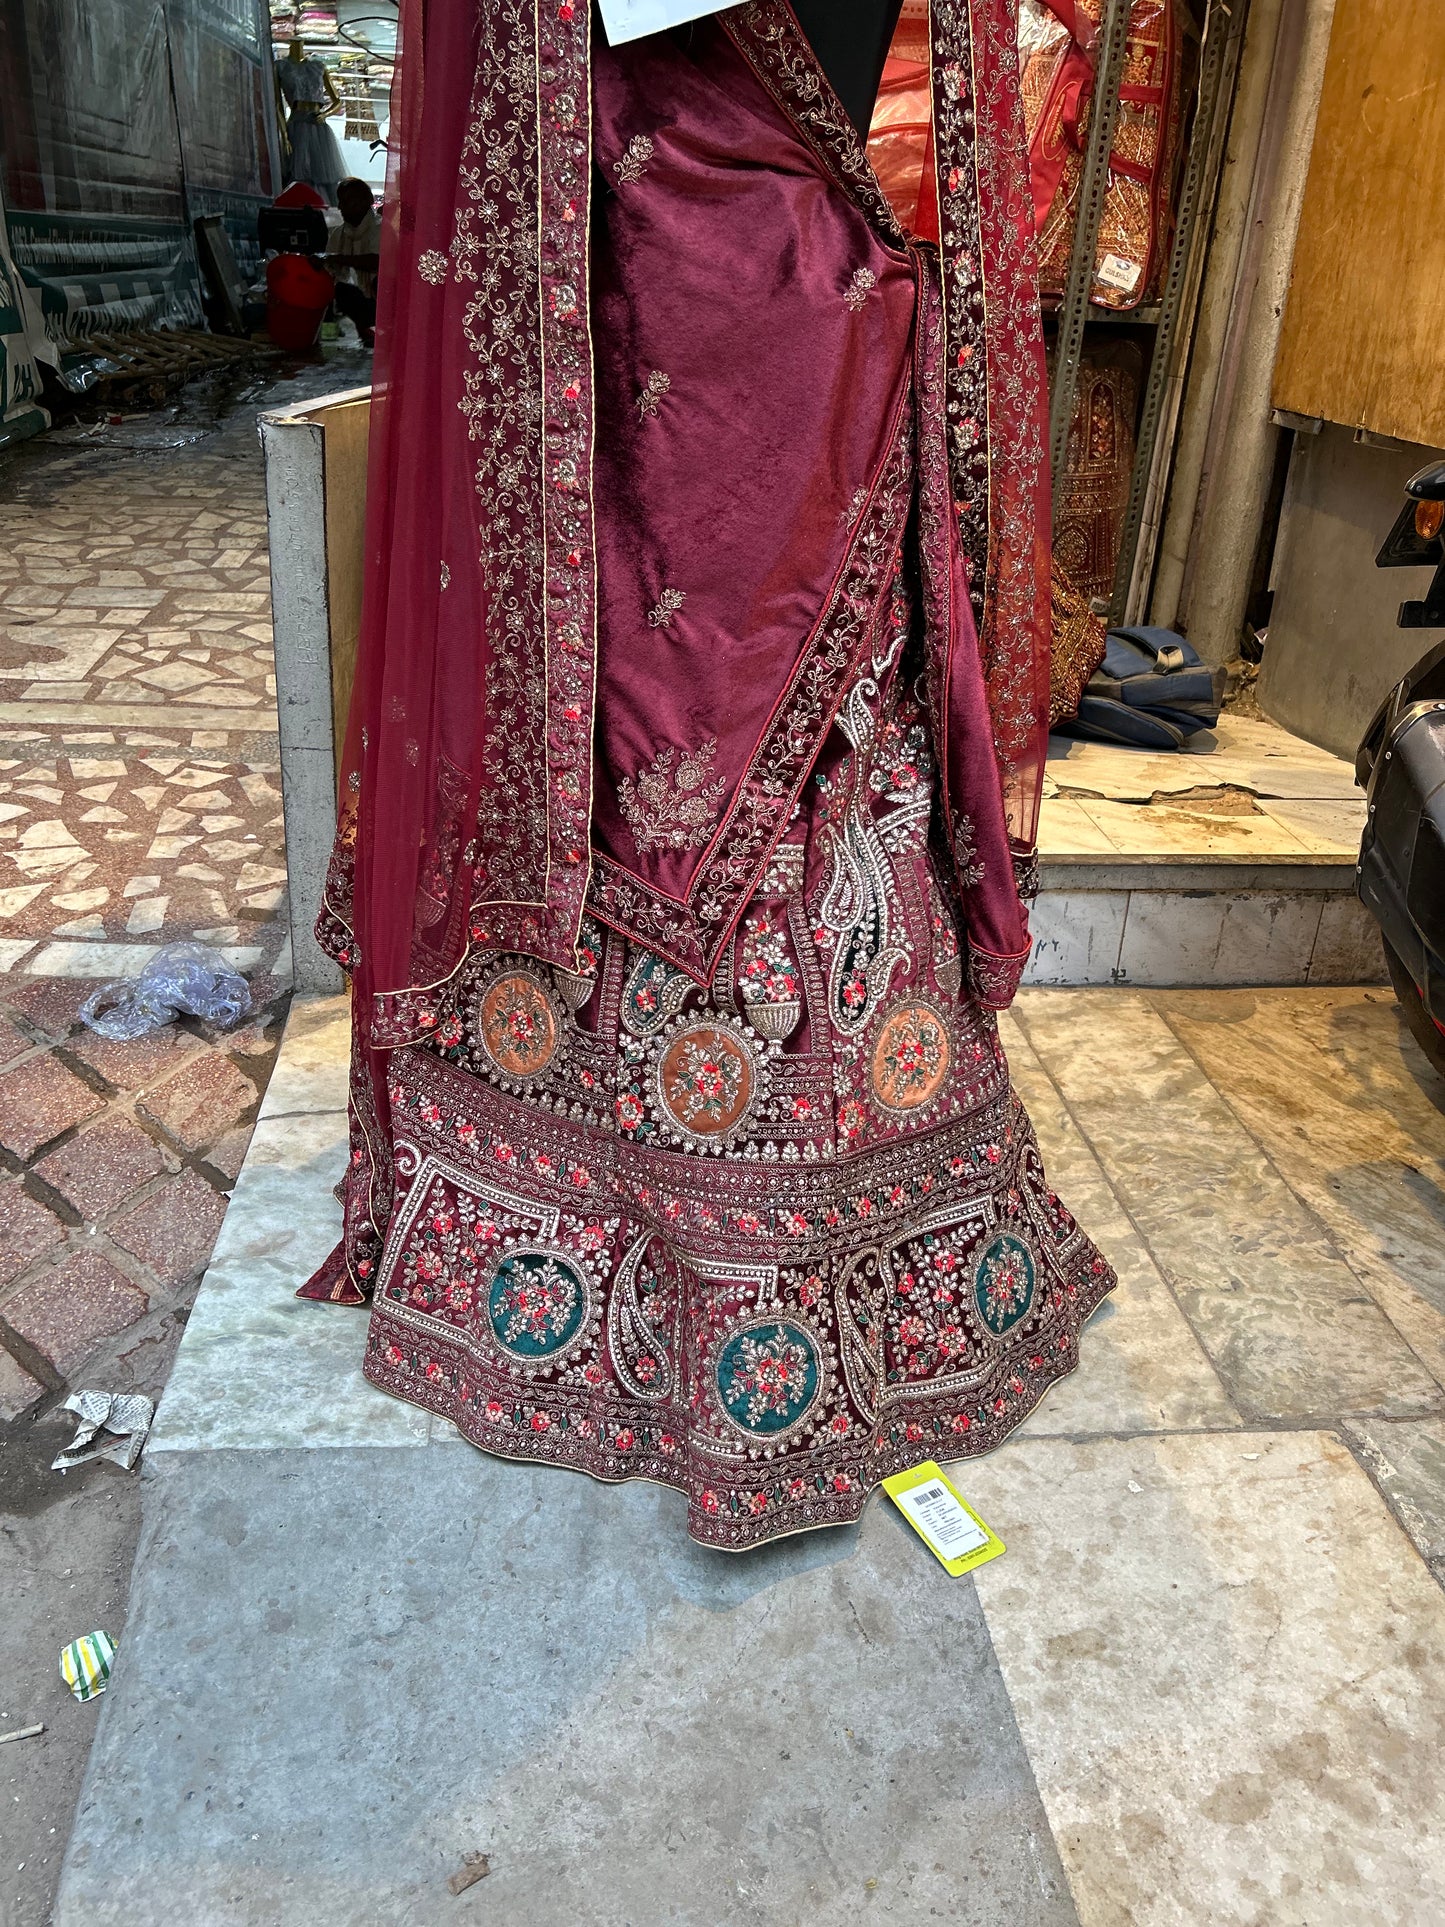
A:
[1046, 0, 1248, 625]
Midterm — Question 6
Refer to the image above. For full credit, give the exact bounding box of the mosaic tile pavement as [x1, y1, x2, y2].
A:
[0, 352, 369, 1420]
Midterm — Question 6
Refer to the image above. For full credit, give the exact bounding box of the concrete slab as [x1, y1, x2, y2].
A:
[962, 1431, 1445, 1927]
[56, 1446, 1079, 1927]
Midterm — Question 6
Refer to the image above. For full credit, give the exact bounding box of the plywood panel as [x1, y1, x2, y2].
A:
[1273, 0, 1445, 445]
[320, 397, 371, 784]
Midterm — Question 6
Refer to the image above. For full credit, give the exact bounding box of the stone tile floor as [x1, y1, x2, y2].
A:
[0, 350, 369, 1927]
[42, 982, 1445, 1925]
[1039, 716, 1364, 861]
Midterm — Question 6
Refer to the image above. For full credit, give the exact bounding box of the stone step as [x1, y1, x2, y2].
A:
[1025, 716, 1383, 987]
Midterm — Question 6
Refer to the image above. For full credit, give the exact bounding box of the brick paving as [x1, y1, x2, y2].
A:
[0, 350, 369, 1425]
[0, 970, 290, 1411]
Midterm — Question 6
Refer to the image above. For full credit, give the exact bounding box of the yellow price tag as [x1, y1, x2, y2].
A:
[883, 1460, 1006, 1576]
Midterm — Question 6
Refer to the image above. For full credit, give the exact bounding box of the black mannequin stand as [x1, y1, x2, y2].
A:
[790, 0, 906, 135]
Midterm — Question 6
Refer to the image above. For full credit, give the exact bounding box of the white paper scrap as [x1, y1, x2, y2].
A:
[598, 0, 730, 47]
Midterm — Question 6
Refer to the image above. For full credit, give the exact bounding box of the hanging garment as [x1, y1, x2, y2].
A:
[301, 0, 1116, 1551]
[1019, 0, 1183, 312]
[277, 55, 345, 203]
[1053, 337, 1142, 604]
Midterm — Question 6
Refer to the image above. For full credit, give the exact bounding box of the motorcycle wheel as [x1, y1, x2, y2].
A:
[1382, 936, 1445, 1080]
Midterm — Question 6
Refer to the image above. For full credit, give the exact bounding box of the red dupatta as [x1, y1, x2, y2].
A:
[317, 0, 1049, 1044]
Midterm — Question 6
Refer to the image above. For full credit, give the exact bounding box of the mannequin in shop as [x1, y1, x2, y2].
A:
[791, 0, 907, 133]
[299, 0, 1116, 1553]
[276, 37, 346, 205]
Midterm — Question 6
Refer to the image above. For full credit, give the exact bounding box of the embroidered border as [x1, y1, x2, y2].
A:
[369, 0, 600, 1045]
[932, 0, 1050, 786]
[724, 3, 910, 254]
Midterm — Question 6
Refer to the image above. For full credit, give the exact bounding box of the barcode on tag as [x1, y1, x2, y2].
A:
[892, 1480, 990, 1560]
[1096, 252, 1142, 294]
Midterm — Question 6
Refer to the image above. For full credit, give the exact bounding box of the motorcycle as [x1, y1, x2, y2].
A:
[1355, 460, 1445, 1080]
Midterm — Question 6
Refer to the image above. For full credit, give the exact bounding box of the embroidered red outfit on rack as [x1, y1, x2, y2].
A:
[302, 0, 1115, 1550]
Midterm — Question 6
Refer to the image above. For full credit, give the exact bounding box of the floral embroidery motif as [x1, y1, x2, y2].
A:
[951, 811, 985, 889]
[617, 739, 726, 855]
[439, 561, 451, 592]
[843, 266, 878, 311]
[738, 912, 802, 1040]
[646, 587, 686, 628]
[488, 1249, 587, 1357]
[973, 1233, 1036, 1337]
[636, 369, 671, 420]
[474, 970, 561, 1083]
[717, 1321, 820, 1434]
[870, 1000, 953, 1114]
[657, 1023, 755, 1138]
[613, 134, 655, 185]
[417, 249, 448, 285]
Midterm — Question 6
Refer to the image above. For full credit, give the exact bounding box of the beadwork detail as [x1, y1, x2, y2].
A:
[417, 249, 448, 285]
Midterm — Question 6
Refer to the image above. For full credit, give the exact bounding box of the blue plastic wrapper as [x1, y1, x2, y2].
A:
[79, 941, 252, 1042]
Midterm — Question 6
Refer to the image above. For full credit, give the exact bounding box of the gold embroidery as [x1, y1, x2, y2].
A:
[647, 587, 686, 628]
[636, 369, 671, 420]
[618, 740, 727, 855]
[613, 134, 655, 185]
[843, 267, 877, 311]
[417, 250, 448, 285]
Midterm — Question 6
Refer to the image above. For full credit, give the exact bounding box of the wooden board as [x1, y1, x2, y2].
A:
[321, 397, 371, 786]
[1273, 0, 1445, 446]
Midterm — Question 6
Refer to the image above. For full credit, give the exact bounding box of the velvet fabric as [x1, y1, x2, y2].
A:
[305, 0, 1054, 1307]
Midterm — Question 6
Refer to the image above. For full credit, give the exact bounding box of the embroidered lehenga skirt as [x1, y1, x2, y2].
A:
[302, 1, 1117, 1550]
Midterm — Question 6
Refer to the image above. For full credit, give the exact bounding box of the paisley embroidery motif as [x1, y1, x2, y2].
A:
[608, 1234, 678, 1401]
[617, 739, 726, 855]
[613, 133, 655, 185]
[621, 948, 693, 1037]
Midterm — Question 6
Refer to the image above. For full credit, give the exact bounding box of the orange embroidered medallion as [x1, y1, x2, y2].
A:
[656, 1023, 756, 1140]
[870, 1000, 952, 1113]
[477, 971, 560, 1081]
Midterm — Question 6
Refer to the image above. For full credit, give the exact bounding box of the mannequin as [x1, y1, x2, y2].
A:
[277, 36, 346, 204]
[791, 0, 906, 134]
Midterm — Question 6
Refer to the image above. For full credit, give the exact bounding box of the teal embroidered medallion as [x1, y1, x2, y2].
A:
[973, 1233, 1036, 1336]
[488, 1250, 588, 1359]
[717, 1321, 820, 1434]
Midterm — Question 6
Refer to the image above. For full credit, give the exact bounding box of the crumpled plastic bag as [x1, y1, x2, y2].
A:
[51, 1391, 155, 1473]
[79, 941, 251, 1041]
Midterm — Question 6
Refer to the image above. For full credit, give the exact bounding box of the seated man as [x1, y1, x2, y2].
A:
[326, 177, 381, 347]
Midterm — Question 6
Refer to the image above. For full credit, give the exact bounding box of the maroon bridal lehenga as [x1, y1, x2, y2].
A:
[301, 0, 1116, 1548]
